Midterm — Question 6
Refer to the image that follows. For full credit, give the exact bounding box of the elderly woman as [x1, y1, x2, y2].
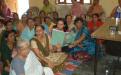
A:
[10, 40, 54, 75]
[67, 18, 95, 57]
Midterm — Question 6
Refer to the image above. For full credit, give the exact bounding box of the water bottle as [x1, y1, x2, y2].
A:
[115, 6, 121, 31]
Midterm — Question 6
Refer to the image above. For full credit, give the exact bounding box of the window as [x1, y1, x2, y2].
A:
[17, 0, 29, 19]
[56, 0, 92, 4]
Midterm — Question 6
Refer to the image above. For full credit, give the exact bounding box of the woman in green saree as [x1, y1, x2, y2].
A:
[31, 25, 68, 72]
[31, 25, 54, 68]
[0, 30, 16, 75]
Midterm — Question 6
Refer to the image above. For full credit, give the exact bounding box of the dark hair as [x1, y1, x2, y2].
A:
[12, 12, 18, 17]
[34, 16, 40, 21]
[44, 16, 51, 22]
[35, 25, 45, 31]
[5, 20, 12, 26]
[5, 30, 16, 39]
[35, 25, 45, 36]
[0, 19, 4, 24]
[39, 10, 46, 15]
[64, 14, 72, 31]
[92, 13, 102, 21]
[92, 13, 100, 18]
[65, 14, 72, 20]
[74, 17, 83, 25]
[27, 18, 34, 24]
[57, 18, 64, 24]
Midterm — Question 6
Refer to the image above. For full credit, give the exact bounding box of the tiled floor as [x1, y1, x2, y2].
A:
[73, 55, 121, 75]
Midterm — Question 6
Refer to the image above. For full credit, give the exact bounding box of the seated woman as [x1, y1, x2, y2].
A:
[64, 14, 76, 32]
[15, 21, 25, 41]
[31, 25, 54, 67]
[88, 13, 103, 33]
[20, 18, 35, 41]
[88, 13, 104, 46]
[0, 30, 16, 75]
[0, 19, 5, 45]
[31, 25, 67, 70]
[10, 40, 54, 75]
[64, 17, 95, 57]
[1, 20, 14, 41]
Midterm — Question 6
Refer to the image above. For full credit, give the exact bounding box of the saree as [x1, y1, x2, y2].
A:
[31, 34, 49, 56]
[0, 40, 12, 75]
[71, 26, 96, 55]
[31, 34, 67, 72]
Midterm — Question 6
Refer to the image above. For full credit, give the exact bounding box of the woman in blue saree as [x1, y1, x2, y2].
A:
[68, 17, 95, 56]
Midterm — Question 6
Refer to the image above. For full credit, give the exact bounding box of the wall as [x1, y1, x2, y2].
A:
[5, 0, 17, 12]
[29, 0, 118, 17]
[100, 0, 118, 17]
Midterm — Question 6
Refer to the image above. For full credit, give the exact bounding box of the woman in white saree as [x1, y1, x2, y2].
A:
[9, 40, 54, 75]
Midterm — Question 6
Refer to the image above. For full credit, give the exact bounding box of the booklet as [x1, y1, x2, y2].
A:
[50, 29, 76, 46]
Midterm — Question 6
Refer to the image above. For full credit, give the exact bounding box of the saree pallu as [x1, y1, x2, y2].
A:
[31, 34, 49, 56]
[46, 52, 67, 72]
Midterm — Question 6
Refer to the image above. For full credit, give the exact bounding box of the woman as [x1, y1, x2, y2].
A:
[87, 0, 104, 17]
[64, 14, 76, 32]
[21, 14, 28, 26]
[52, 11, 59, 24]
[68, 17, 95, 56]
[0, 19, 5, 45]
[20, 18, 35, 41]
[1, 30, 16, 75]
[39, 10, 46, 25]
[10, 40, 54, 75]
[31, 25, 54, 68]
[31, 25, 67, 72]
[71, 0, 87, 17]
[56, 18, 65, 31]
[16, 21, 25, 41]
[88, 13, 103, 33]
[12, 12, 19, 30]
[88, 13, 104, 48]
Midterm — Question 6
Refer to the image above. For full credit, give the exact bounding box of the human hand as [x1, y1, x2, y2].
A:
[69, 44, 74, 48]
[12, 49, 17, 58]
[48, 61, 55, 69]
[4, 66, 10, 72]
